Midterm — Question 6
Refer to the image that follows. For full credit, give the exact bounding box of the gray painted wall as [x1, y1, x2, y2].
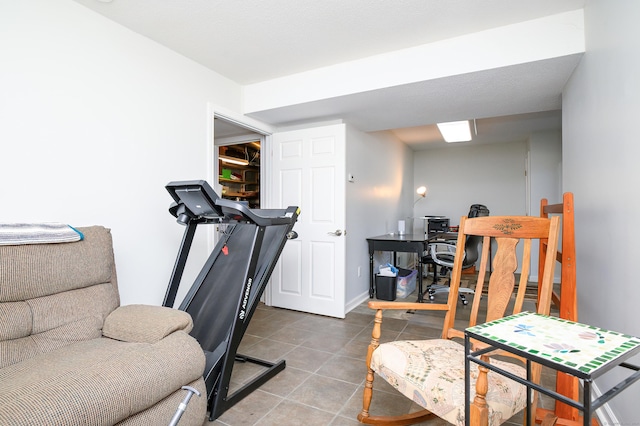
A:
[413, 135, 562, 281]
[528, 131, 563, 281]
[345, 125, 414, 309]
[413, 141, 528, 223]
[563, 1, 640, 423]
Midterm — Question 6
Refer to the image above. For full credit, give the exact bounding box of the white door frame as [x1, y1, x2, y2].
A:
[207, 104, 275, 303]
[208, 103, 274, 206]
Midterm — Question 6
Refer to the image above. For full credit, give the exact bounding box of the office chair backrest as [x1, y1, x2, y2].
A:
[463, 235, 482, 267]
[468, 204, 490, 218]
[463, 205, 489, 266]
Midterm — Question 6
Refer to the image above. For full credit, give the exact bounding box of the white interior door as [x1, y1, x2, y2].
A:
[270, 124, 346, 318]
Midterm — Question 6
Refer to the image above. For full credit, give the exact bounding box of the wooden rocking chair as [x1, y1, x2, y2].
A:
[537, 193, 596, 426]
[358, 215, 560, 426]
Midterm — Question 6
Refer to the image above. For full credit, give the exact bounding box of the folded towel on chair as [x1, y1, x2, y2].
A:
[0, 223, 84, 245]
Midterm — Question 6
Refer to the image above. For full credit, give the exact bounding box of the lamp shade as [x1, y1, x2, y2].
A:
[414, 186, 427, 205]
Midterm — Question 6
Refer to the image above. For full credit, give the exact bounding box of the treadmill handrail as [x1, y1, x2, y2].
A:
[215, 198, 299, 226]
[166, 180, 299, 227]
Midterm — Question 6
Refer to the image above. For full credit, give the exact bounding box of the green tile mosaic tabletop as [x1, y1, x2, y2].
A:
[466, 312, 640, 377]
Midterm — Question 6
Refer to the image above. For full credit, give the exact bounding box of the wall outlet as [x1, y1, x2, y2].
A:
[357, 266, 361, 277]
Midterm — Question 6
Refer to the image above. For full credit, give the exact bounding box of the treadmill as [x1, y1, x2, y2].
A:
[162, 180, 299, 421]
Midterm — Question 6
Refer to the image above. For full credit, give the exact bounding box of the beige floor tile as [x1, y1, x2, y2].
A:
[316, 354, 366, 385]
[207, 283, 566, 425]
[256, 366, 311, 398]
[212, 389, 282, 425]
[282, 345, 334, 372]
[256, 400, 336, 426]
[287, 374, 358, 413]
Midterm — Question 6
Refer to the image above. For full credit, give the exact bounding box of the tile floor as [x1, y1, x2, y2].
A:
[207, 288, 558, 425]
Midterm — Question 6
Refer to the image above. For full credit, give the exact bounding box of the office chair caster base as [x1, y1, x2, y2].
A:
[427, 288, 436, 300]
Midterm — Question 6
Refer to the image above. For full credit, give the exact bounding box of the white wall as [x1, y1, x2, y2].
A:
[413, 141, 528, 225]
[0, 0, 243, 306]
[345, 125, 413, 309]
[244, 11, 585, 116]
[562, 1, 640, 423]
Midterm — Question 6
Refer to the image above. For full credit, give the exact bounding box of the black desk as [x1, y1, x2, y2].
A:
[366, 233, 456, 302]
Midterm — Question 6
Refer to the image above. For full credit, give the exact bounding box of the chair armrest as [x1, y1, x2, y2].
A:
[429, 242, 456, 252]
[103, 304, 194, 344]
[429, 242, 464, 267]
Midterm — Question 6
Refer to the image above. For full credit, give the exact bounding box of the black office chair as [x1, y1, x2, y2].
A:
[422, 204, 489, 304]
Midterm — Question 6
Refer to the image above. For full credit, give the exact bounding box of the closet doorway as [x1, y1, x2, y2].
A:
[214, 117, 264, 208]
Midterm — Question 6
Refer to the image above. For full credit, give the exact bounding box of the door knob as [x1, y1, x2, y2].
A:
[328, 229, 345, 236]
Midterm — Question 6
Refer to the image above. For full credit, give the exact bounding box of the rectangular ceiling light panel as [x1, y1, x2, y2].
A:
[437, 120, 472, 143]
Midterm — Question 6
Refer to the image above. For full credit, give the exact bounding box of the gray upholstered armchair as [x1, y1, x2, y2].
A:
[0, 226, 207, 425]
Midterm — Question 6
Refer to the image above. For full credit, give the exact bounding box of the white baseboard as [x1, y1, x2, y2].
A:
[345, 291, 370, 313]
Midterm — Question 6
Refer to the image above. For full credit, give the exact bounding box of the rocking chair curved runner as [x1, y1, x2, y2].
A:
[357, 215, 560, 426]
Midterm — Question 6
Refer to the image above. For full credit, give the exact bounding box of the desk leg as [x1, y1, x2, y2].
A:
[369, 252, 374, 298]
[417, 255, 424, 302]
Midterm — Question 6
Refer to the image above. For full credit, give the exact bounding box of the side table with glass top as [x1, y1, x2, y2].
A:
[464, 312, 640, 426]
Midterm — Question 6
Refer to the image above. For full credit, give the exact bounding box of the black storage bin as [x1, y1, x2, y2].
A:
[375, 275, 397, 301]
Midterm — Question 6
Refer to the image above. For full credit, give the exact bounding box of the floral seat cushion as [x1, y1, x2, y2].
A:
[371, 339, 526, 426]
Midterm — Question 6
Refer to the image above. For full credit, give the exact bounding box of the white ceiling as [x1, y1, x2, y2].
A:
[72, 0, 585, 150]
